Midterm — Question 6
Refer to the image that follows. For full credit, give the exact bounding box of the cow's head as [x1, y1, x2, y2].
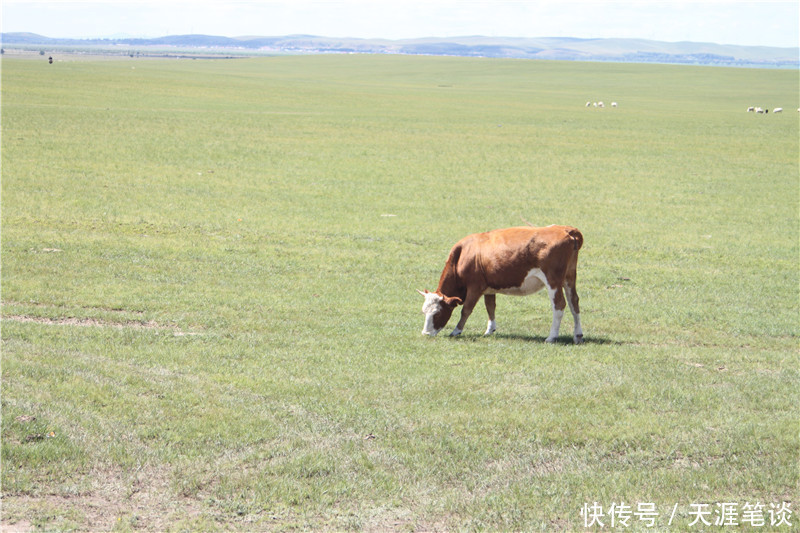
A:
[417, 289, 462, 336]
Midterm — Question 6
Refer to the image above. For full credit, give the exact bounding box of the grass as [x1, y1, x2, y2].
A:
[2, 54, 798, 531]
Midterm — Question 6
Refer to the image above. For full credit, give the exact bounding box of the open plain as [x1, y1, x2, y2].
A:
[2, 55, 798, 531]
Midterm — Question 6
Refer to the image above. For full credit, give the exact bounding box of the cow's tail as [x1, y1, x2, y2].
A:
[567, 227, 583, 251]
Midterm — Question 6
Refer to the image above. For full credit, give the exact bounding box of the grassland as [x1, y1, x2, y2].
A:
[1, 55, 798, 532]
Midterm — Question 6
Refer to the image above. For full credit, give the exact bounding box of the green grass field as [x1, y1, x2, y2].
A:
[2, 54, 798, 532]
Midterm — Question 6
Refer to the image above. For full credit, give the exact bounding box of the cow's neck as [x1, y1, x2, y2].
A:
[436, 266, 465, 300]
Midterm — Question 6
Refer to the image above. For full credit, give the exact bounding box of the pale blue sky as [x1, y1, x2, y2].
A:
[2, 0, 798, 48]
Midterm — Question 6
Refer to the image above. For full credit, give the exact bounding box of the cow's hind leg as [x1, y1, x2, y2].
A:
[545, 286, 566, 343]
[565, 282, 583, 344]
[564, 261, 583, 344]
[484, 294, 497, 335]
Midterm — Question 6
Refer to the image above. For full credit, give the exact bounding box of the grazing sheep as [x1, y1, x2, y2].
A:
[773, 108, 783, 113]
[611, 102, 617, 107]
[747, 106, 755, 112]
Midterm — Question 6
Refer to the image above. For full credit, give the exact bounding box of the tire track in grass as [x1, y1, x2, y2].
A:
[1, 314, 201, 336]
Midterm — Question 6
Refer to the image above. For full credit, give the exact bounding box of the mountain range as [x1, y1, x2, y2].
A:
[2, 32, 797, 68]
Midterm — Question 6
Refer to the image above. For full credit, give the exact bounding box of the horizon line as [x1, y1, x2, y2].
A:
[3, 31, 799, 50]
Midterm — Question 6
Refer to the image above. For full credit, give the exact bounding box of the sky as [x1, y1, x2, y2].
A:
[2, 0, 798, 48]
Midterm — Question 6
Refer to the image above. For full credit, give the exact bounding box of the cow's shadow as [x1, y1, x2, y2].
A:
[452, 332, 619, 345]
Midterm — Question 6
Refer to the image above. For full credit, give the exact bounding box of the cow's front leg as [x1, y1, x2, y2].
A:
[450, 290, 482, 336]
[545, 286, 566, 343]
[484, 294, 497, 335]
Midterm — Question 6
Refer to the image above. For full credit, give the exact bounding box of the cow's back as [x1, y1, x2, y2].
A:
[458, 226, 580, 291]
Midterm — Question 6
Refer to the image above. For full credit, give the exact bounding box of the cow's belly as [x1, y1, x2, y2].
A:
[484, 267, 547, 296]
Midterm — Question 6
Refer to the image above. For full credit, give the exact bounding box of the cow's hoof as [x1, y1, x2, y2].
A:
[574, 335, 584, 345]
[545, 337, 557, 344]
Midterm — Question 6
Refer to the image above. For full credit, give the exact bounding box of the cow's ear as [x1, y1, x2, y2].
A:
[444, 296, 463, 307]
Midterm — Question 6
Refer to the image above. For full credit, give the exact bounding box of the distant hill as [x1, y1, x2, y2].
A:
[2, 32, 797, 68]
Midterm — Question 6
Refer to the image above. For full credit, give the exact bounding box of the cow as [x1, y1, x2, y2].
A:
[418, 225, 584, 344]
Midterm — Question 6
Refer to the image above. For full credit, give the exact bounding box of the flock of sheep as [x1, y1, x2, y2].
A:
[746, 106, 787, 114]
[585, 101, 616, 108]
[583, 101, 797, 114]
[584, 102, 795, 113]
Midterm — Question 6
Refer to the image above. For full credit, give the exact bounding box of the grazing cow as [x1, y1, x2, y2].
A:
[773, 108, 783, 113]
[418, 225, 584, 344]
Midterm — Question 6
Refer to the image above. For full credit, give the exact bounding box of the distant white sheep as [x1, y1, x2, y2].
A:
[773, 107, 783, 113]
[747, 106, 755, 112]
[586, 101, 617, 108]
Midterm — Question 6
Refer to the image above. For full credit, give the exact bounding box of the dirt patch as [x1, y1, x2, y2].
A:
[5, 314, 162, 329]
[3, 465, 211, 532]
[0, 521, 33, 533]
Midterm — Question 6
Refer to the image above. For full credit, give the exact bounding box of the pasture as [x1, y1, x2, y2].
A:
[1, 55, 798, 531]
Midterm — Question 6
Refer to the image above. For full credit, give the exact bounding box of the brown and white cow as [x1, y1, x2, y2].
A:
[418, 225, 584, 343]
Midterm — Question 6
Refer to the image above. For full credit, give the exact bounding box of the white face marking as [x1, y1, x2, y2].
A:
[421, 292, 443, 315]
[423, 313, 440, 336]
[420, 292, 444, 336]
